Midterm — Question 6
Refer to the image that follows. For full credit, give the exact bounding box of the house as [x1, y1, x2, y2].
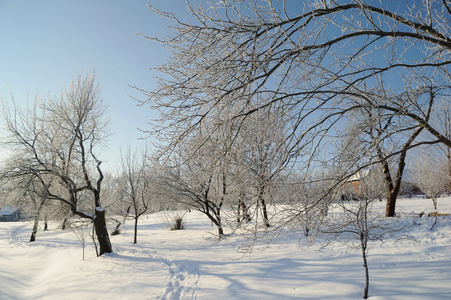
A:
[0, 206, 21, 222]
[340, 167, 421, 200]
[341, 169, 370, 200]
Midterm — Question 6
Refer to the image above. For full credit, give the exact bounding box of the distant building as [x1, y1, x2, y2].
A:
[341, 169, 370, 200]
[0, 206, 21, 222]
[341, 167, 421, 200]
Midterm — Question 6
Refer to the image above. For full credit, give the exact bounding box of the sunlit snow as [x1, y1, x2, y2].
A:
[0, 197, 450, 299]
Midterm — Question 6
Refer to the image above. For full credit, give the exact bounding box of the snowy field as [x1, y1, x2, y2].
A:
[1, 197, 450, 300]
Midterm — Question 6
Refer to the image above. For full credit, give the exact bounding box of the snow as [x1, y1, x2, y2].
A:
[1, 197, 450, 299]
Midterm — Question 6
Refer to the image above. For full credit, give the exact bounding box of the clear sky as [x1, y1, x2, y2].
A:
[0, 0, 187, 171]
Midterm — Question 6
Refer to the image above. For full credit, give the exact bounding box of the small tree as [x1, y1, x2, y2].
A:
[323, 172, 402, 299]
[413, 155, 450, 210]
[234, 107, 290, 227]
[118, 145, 154, 244]
[71, 219, 91, 260]
[285, 173, 330, 238]
[158, 131, 228, 238]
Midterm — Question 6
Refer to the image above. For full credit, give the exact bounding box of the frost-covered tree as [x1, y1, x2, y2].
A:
[140, 0, 451, 220]
[336, 87, 434, 216]
[1, 72, 113, 255]
[431, 98, 451, 191]
[158, 129, 228, 237]
[232, 106, 291, 227]
[413, 155, 450, 210]
[118, 145, 154, 244]
[323, 166, 403, 299]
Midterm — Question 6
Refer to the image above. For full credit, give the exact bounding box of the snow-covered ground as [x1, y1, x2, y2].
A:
[0, 197, 450, 299]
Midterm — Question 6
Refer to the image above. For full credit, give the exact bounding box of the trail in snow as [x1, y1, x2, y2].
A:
[160, 258, 199, 300]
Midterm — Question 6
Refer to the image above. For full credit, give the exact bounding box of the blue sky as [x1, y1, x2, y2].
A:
[0, 0, 187, 170]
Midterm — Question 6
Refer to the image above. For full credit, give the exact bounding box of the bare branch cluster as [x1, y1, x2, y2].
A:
[0, 71, 113, 255]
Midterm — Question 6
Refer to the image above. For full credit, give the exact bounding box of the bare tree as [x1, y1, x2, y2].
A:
[431, 98, 451, 191]
[323, 167, 404, 299]
[158, 130, 228, 238]
[336, 85, 435, 216]
[71, 218, 91, 260]
[1, 72, 113, 256]
[285, 173, 330, 238]
[118, 145, 154, 244]
[232, 106, 291, 227]
[139, 0, 451, 219]
[412, 155, 450, 210]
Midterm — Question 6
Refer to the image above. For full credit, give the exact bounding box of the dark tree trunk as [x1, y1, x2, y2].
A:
[378, 137, 412, 217]
[112, 206, 131, 236]
[372, 103, 426, 217]
[61, 218, 68, 230]
[432, 197, 438, 210]
[237, 194, 251, 224]
[30, 216, 39, 242]
[261, 197, 270, 227]
[94, 207, 112, 256]
[44, 218, 48, 231]
[258, 186, 270, 227]
[361, 234, 369, 299]
[385, 192, 398, 218]
[30, 198, 46, 242]
[203, 200, 224, 238]
[216, 206, 224, 238]
[133, 216, 138, 244]
[242, 200, 251, 222]
[237, 199, 241, 224]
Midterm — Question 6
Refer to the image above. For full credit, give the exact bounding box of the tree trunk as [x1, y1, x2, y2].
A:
[385, 192, 397, 218]
[380, 154, 405, 218]
[94, 207, 113, 256]
[376, 119, 424, 217]
[216, 207, 224, 238]
[362, 244, 369, 299]
[30, 199, 45, 242]
[360, 233, 369, 299]
[432, 197, 438, 210]
[112, 206, 131, 236]
[259, 188, 270, 227]
[237, 198, 241, 224]
[30, 216, 39, 242]
[237, 196, 250, 224]
[133, 216, 138, 244]
[61, 218, 68, 230]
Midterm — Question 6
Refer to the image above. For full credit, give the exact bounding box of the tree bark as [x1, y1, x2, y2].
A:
[30, 216, 39, 242]
[385, 192, 398, 219]
[361, 233, 369, 299]
[237, 197, 251, 224]
[378, 123, 424, 217]
[61, 218, 68, 230]
[112, 206, 131, 236]
[94, 207, 113, 255]
[237, 198, 241, 224]
[133, 216, 138, 244]
[30, 198, 46, 242]
[432, 197, 438, 210]
[261, 197, 269, 227]
[258, 185, 270, 227]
